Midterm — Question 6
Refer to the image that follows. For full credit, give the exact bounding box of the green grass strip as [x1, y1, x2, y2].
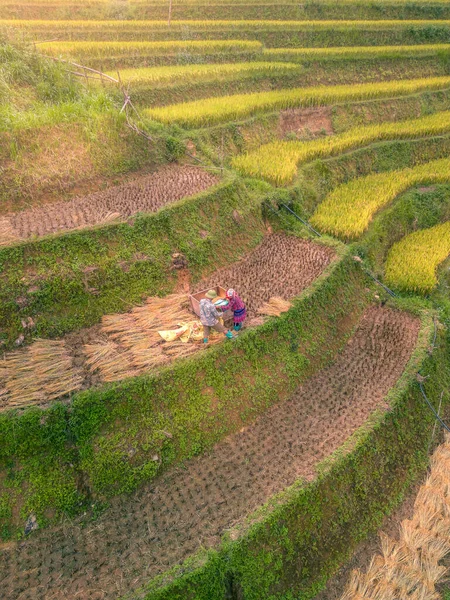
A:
[310, 157, 450, 239]
[145, 76, 450, 127]
[385, 221, 450, 292]
[233, 109, 450, 185]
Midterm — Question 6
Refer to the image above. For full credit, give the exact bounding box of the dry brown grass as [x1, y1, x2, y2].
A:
[340, 437, 450, 600]
[0, 339, 83, 407]
[0, 217, 20, 246]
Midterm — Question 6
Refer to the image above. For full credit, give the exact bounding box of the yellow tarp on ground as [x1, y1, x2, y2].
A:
[158, 321, 205, 343]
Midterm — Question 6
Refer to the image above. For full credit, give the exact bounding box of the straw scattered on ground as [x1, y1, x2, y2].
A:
[257, 296, 292, 316]
[0, 340, 83, 408]
[340, 436, 450, 600]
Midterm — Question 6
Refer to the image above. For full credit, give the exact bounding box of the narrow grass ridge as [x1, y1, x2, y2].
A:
[384, 221, 450, 293]
[145, 76, 450, 127]
[233, 109, 450, 185]
[310, 157, 450, 239]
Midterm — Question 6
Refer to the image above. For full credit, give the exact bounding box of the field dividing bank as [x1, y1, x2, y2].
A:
[0, 304, 423, 599]
[145, 76, 450, 127]
[233, 110, 450, 185]
[385, 221, 450, 293]
[264, 42, 450, 61]
[310, 157, 450, 240]
[0, 234, 335, 408]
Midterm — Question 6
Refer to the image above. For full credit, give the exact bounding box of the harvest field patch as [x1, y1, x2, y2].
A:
[1, 165, 219, 242]
[0, 235, 334, 408]
[0, 307, 420, 599]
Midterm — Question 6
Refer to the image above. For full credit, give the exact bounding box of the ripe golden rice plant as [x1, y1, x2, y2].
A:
[264, 43, 450, 61]
[233, 109, 450, 185]
[384, 221, 450, 293]
[83, 341, 137, 382]
[340, 436, 450, 600]
[146, 76, 450, 128]
[39, 39, 262, 59]
[5, 19, 450, 35]
[107, 61, 302, 86]
[310, 157, 450, 239]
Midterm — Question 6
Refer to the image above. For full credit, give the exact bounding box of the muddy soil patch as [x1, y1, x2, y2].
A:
[1, 165, 219, 243]
[278, 107, 333, 139]
[0, 307, 420, 599]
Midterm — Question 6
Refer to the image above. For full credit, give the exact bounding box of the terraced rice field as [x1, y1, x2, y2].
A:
[0, 234, 335, 408]
[145, 76, 450, 126]
[0, 165, 219, 242]
[233, 110, 450, 184]
[310, 157, 450, 239]
[0, 306, 420, 600]
[385, 221, 450, 292]
[3, 1, 450, 598]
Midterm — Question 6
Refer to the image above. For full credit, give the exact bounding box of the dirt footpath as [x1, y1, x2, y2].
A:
[1, 165, 218, 242]
[0, 306, 420, 600]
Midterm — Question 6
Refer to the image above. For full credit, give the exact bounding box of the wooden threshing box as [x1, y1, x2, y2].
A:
[189, 286, 233, 321]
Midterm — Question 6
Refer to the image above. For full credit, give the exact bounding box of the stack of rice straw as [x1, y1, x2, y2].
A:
[341, 435, 450, 600]
[0, 339, 83, 408]
[83, 294, 220, 382]
[257, 296, 292, 317]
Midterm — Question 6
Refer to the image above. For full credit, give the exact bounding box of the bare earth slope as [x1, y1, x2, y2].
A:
[0, 306, 419, 600]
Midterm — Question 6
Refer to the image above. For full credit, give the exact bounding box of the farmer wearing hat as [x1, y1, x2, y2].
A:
[199, 289, 234, 343]
[226, 288, 246, 332]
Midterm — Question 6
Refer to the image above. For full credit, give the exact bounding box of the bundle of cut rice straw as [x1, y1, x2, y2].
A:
[83, 294, 206, 382]
[0, 339, 83, 408]
[257, 296, 292, 317]
[341, 436, 450, 600]
[83, 340, 138, 382]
